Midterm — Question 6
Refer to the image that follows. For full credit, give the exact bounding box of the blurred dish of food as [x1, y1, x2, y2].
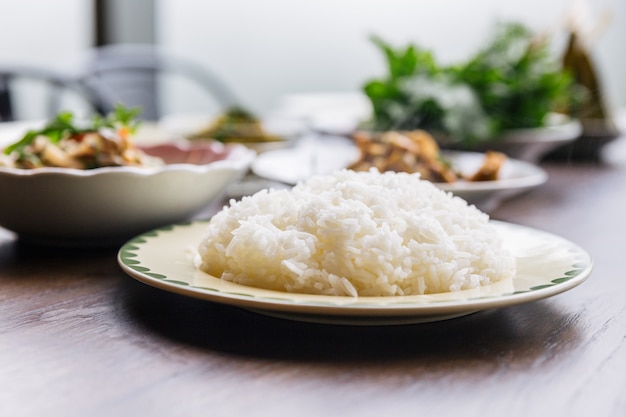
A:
[0, 107, 256, 245]
[360, 21, 584, 161]
[251, 132, 547, 212]
[349, 130, 508, 183]
[185, 107, 302, 153]
[305, 99, 581, 163]
[0, 106, 161, 169]
[189, 107, 281, 143]
[347, 129, 548, 211]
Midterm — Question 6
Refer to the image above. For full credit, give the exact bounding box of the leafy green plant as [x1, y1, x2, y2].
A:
[363, 22, 579, 145]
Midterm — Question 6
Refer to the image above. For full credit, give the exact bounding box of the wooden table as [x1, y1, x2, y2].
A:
[2, 137, 625, 417]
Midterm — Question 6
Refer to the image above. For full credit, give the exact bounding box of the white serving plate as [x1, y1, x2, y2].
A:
[118, 220, 592, 326]
[250, 139, 547, 212]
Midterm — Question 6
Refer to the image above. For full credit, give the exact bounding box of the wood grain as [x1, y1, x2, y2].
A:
[1, 138, 626, 417]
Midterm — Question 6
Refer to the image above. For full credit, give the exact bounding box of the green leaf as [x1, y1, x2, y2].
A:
[3, 105, 142, 156]
[361, 21, 579, 145]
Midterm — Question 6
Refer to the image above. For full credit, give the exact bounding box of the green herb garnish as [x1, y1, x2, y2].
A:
[93, 104, 141, 132]
[3, 104, 141, 156]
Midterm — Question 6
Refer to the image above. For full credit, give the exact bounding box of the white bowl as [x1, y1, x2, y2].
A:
[0, 141, 255, 245]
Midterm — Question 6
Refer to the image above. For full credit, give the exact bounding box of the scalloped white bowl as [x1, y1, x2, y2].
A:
[0, 141, 255, 245]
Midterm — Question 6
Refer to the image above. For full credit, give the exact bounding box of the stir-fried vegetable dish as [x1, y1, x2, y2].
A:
[349, 130, 507, 182]
[190, 107, 282, 144]
[0, 106, 162, 169]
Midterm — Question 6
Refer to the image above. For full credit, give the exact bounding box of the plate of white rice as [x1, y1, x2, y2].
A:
[118, 170, 592, 325]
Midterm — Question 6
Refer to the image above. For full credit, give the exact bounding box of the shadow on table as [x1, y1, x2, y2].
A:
[0, 237, 120, 284]
[117, 277, 583, 368]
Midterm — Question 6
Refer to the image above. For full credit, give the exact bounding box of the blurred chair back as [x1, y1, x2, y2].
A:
[0, 65, 99, 122]
[75, 44, 239, 121]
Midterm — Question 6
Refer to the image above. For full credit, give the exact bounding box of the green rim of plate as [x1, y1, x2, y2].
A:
[118, 220, 593, 317]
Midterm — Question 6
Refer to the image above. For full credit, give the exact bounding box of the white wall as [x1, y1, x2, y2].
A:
[0, 0, 92, 68]
[0, 1, 622, 121]
[157, 0, 626, 117]
[0, 0, 93, 120]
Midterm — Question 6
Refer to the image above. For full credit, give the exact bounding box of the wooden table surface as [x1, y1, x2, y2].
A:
[1, 137, 625, 417]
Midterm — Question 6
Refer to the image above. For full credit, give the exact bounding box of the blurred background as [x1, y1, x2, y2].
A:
[0, 0, 623, 119]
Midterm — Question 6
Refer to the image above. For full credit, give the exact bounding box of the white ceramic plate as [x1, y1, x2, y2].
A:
[250, 141, 547, 212]
[118, 220, 592, 326]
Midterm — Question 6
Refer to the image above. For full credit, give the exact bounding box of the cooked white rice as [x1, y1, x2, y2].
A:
[197, 169, 515, 297]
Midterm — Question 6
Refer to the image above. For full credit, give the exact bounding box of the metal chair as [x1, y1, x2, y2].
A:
[74, 44, 240, 121]
[0, 65, 100, 122]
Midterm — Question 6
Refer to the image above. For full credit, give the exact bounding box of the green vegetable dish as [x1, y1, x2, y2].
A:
[0, 105, 162, 169]
[363, 22, 581, 146]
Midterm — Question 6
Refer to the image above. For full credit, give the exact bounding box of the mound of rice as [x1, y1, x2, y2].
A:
[197, 169, 515, 297]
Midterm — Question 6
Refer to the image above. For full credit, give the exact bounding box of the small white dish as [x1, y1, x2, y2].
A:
[250, 140, 547, 212]
[118, 220, 592, 326]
